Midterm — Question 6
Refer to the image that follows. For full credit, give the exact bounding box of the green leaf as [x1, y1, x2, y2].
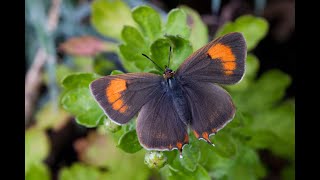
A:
[167, 170, 191, 180]
[25, 163, 50, 180]
[61, 88, 92, 114]
[117, 130, 142, 153]
[244, 54, 260, 80]
[227, 145, 266, 180]
[248, 100, 295, 159]
[110, 70, 124, 75]
[167, 165, 210, 180]
[206, 142, 266, 180]
[216, 15, 269, 51]
[119, 7, 193, 73]
[179, 144, 201, 172]
[61, 87, 104, 127]
[61, 73, 100, 89]
[166, 35, 193, 70]
[180, 5, 208, 50]
[132, 6, 162, 43]
[119, 25, 151, 72]
[197, 142, 211, 166]
[166, 138, 201, 174]
[25, 127, 50, 174]
[193, 165, 211, 180]
[75, 107, 104, 127]
[56, 65, 74, 85]
[93, 55, 117, 76]
[211, 131, 237, 158]
[59, 163, 101, 180]
[226, 54, 259, 91]
[202, 153, 229, 179]
[167, 156, 186, 173]
[233, 70, 291, 112]
[246, 130, 278, 149]
[253, 70, 291, 109]
[150, 38, 171, 72]
[122, 25, 147, 49]
[119, 44, 151, 72]
[222, 110, 246, 130]
[91, 0, 135, 40]
[150, 35, 193, 73]
[163, 8, 190, 39]
[60, 73, 104, 127]
[163, 150, 178, 165]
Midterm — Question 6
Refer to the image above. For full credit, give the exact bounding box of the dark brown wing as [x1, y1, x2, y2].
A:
[136, 91, 189, 156]
[90, 73, 162, 124]
[176, 32, 246, 85]
[182, 80, 235, 143]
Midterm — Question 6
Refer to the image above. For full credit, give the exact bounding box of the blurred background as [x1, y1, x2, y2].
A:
[25, 0, 295, 179]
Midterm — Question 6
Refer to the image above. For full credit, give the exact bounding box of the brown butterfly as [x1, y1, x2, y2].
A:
[90, 32, 246, 157]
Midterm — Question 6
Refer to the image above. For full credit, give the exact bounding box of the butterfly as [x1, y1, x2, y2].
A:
[90, 32, 246, 158]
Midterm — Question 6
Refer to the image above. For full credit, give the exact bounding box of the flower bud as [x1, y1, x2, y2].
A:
[144, 151, 167, 169]
[103, 117, 121, 133]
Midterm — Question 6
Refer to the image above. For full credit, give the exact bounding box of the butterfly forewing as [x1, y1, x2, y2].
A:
[89, 73, 163, 124]
[176, 32, 246, 84]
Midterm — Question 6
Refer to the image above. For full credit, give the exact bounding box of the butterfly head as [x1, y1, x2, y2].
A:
[142, 47, 175, 79]
[163, 66, 175, 79]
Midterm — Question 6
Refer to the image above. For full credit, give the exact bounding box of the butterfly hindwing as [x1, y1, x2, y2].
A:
[90, 73, 163, 124]
[136, 91, 189, 153]
[182, 80, 235, 143]
[176, 32, 246, 85]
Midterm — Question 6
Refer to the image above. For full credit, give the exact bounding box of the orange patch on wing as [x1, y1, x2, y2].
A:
[211, 128, 217, 133]
[106, 79, 126, 102]
[193, 131, 200, 138]
[184, 135, 189, 143]
[223, 62, 236, 70]
[202, 132, 209, 141]
[208, 43, 236, 61]
[112, 99, 123, 110]
[177, 142, 183, 150]
[119, 106, 128, 113]
[106, 79, 128, 113]
[207, 43, 236, 75]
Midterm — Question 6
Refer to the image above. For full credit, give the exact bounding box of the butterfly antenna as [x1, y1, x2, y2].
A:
[142, 54, 164, 71]
[168, 46, 172, 68]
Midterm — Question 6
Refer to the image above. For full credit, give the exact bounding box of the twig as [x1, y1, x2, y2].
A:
[25, 0, 61, 127]
[25, 49, 47, 125]
[47, 0, 61, 32]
